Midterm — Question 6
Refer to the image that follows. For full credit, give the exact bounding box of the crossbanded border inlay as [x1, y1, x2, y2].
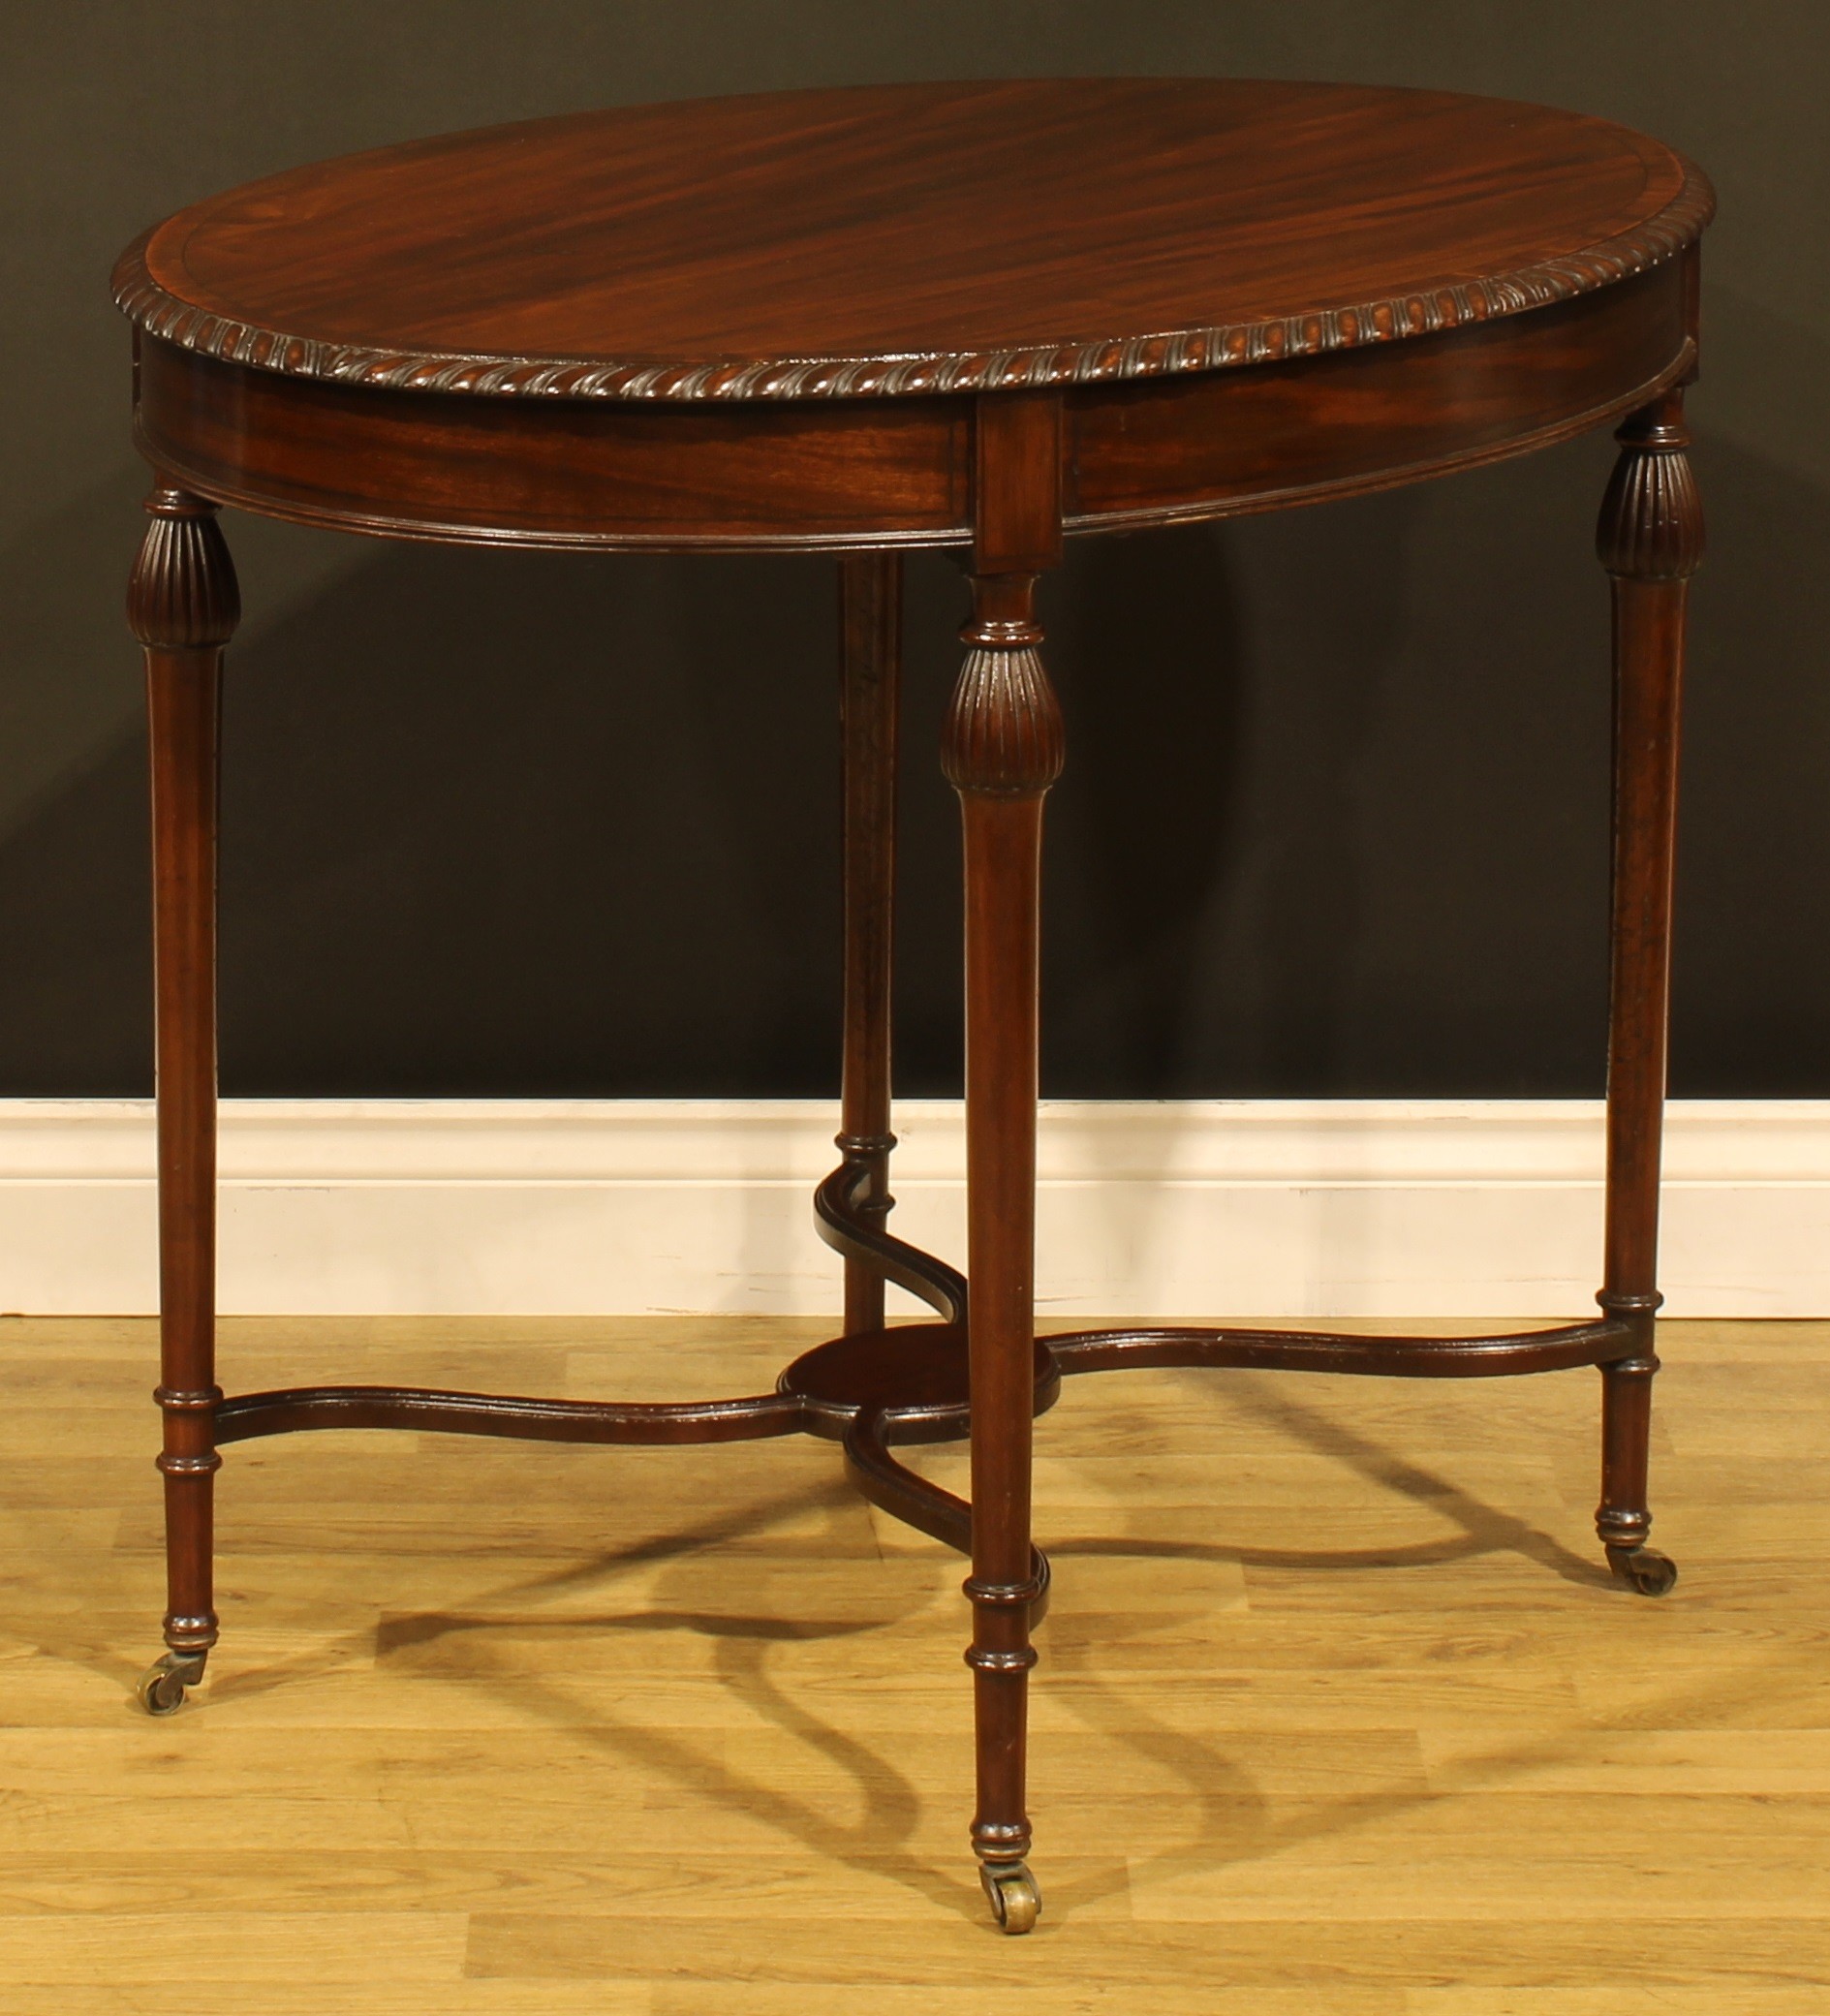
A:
[111, 165, 1713, 405]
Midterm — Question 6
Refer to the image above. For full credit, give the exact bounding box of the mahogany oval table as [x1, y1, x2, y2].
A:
[114, 78, 1712, 1934]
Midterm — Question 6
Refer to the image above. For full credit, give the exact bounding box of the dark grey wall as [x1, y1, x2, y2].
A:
[3, 4, 1825, 1099]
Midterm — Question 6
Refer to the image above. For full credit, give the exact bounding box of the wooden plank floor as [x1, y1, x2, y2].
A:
[2, 1313, 1826, 2011]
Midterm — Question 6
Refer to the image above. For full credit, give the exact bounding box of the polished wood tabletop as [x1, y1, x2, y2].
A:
[117, 78, 1706, 402]
[115, 79, 1712, 1938]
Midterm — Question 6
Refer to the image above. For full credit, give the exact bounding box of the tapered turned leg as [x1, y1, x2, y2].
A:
[1594, 391, 1702, 1597]
[837, 553, 902, 1336]
[128, 481, 239, 1710]
[948, 393, 1064, 1934]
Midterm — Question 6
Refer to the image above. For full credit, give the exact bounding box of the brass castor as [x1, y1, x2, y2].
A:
[979, 1859, 1041, 1935]
[1606, 1543, 1678, 1597]
[137, 1650, 207, 1717]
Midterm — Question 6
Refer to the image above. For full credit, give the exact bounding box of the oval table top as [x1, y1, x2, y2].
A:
[113, 78, 1711, 405]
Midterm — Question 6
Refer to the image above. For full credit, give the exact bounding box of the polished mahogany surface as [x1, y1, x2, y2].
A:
[116, 79, 1712, 553]
[114, 78, 1708, 402]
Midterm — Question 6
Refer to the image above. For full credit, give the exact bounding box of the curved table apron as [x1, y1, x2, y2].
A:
[117, 78, 1711, 1935]
[134, 253, 1693, 551]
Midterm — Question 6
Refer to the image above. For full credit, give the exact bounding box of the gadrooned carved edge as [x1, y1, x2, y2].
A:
[1597, 411, 1705, 580]
[942, 646, 1066, 797]
[128, 486, 241, 649]
[110, 161, 1715, 404]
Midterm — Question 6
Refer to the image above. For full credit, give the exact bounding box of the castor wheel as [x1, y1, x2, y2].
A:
[1607, 1543, 1678, 1597]
[979, 1860, 1041, 1935]
[136, 1650, 207, 1716]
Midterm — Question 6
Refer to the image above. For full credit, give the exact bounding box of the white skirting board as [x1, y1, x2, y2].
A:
[0, 1098, 1825, 1319]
